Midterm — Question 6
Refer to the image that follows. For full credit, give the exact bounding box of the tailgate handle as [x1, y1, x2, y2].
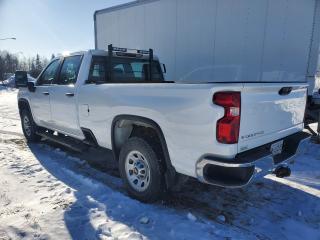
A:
[65, 93, 75, 97]
[279, 87, 292, 96]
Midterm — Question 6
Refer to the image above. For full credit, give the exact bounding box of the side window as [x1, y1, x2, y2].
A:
[57, 55, 82, 85]
[113, 63, 130, 82]
[38, 60, 60, 85]
[88, 56, 106, 83]
[131, 63, 142, 78]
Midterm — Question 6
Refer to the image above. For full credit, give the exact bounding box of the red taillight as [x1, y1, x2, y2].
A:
[213, 92, 241, 144]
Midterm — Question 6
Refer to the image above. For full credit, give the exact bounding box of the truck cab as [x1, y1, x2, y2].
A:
[19, 47, 164, 139]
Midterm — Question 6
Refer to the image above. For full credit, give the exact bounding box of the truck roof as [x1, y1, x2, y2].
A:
[94, 0, 156, 18]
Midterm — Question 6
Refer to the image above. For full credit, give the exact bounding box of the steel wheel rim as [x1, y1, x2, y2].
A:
[125, 150, 151, 192]
[23, 115, 31, 136]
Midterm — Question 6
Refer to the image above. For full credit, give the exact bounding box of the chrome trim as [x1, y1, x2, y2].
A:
[196, 137, 310, 188]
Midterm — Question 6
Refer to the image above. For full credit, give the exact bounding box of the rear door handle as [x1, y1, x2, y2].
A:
[42, 92, 49, 96]
[65, 93, 75, 97]
[279, 87, 293, 96]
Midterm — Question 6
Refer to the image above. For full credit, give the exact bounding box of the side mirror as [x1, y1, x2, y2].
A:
[27, 81, 36, 92]
[161, 63, 167, 74]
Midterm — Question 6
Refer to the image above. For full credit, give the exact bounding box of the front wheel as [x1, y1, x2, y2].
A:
[20, 109, 41, 142]
[119, 137, 165, 203]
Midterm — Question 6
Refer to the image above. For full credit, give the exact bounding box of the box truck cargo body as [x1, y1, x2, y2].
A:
[95, 0, 320, 91]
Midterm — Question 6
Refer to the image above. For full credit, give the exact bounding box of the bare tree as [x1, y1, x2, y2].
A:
[0, 51, 51, 80]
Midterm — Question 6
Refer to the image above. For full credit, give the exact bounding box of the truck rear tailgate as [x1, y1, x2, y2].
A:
[238, 83, 308, 153]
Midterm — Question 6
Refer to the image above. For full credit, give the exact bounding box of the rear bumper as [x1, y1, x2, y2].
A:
[196, 132, 310, 188]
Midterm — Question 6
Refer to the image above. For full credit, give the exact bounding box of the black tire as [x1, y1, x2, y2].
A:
[119, 137, 165, 203]
[20, 109, 41, 142]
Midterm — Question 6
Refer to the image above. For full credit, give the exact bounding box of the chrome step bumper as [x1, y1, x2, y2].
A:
[196, 133, 310, 188]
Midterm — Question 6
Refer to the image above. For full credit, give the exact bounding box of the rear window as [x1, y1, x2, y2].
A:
[15, 71, 27, 80]
[88, 56, 163, 84]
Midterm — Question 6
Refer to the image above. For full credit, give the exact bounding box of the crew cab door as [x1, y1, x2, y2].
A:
[49, 55, 83, 138]
[31, 59, 60, 127]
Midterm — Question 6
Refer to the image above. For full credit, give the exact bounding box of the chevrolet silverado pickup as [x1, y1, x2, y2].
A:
[17, 47, 309, 202]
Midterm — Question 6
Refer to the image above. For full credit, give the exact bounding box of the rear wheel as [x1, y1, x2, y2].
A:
[119, 137, 165, 202]
[21, 109, 41, 142]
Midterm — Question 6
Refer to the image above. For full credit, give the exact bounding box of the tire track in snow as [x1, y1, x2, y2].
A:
[0, 134, 272, 240]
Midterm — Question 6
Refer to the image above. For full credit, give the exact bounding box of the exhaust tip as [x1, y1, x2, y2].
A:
[273, 166, 291, 178]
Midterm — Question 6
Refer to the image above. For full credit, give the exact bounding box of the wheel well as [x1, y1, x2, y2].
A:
[111, 115, 177, 189]
[112, 118, 163, 161]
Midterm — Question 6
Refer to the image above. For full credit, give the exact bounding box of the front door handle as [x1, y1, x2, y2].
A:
[65, 93, 75, 97]
[42, 92, 49, 96]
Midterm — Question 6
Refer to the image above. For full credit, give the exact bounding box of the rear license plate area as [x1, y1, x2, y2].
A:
[270, 140, 284, 156]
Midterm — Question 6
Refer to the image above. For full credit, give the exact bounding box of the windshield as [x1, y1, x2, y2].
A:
[15, 71, 27, 80]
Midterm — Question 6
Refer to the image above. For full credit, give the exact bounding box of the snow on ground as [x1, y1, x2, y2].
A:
[0, 88, 319, 240]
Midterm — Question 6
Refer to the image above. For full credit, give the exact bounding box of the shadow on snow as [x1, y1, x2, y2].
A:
[27, 140, 320, 240]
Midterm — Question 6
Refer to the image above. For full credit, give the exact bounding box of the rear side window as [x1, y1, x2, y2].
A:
[57, 55, 82, 85]
[38, 60, 60, 85]
[87, 56, 163, 84]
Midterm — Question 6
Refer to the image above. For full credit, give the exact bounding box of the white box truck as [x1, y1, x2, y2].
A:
[94, 0, 320, 92]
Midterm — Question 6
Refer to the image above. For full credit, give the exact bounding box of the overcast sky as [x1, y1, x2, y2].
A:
[0, 0, 130, 58]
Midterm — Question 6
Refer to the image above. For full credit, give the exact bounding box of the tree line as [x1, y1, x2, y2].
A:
[0, 51, 55, 80]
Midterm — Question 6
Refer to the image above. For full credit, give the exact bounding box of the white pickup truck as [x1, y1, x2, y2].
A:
[17, 46, 309, 202]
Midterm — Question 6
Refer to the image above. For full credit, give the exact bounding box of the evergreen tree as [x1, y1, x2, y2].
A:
[30, 60, 37, 78]
[5, 53, 12, 73]
[35, 54, 42, 72]
[42, 57, 49, 68]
